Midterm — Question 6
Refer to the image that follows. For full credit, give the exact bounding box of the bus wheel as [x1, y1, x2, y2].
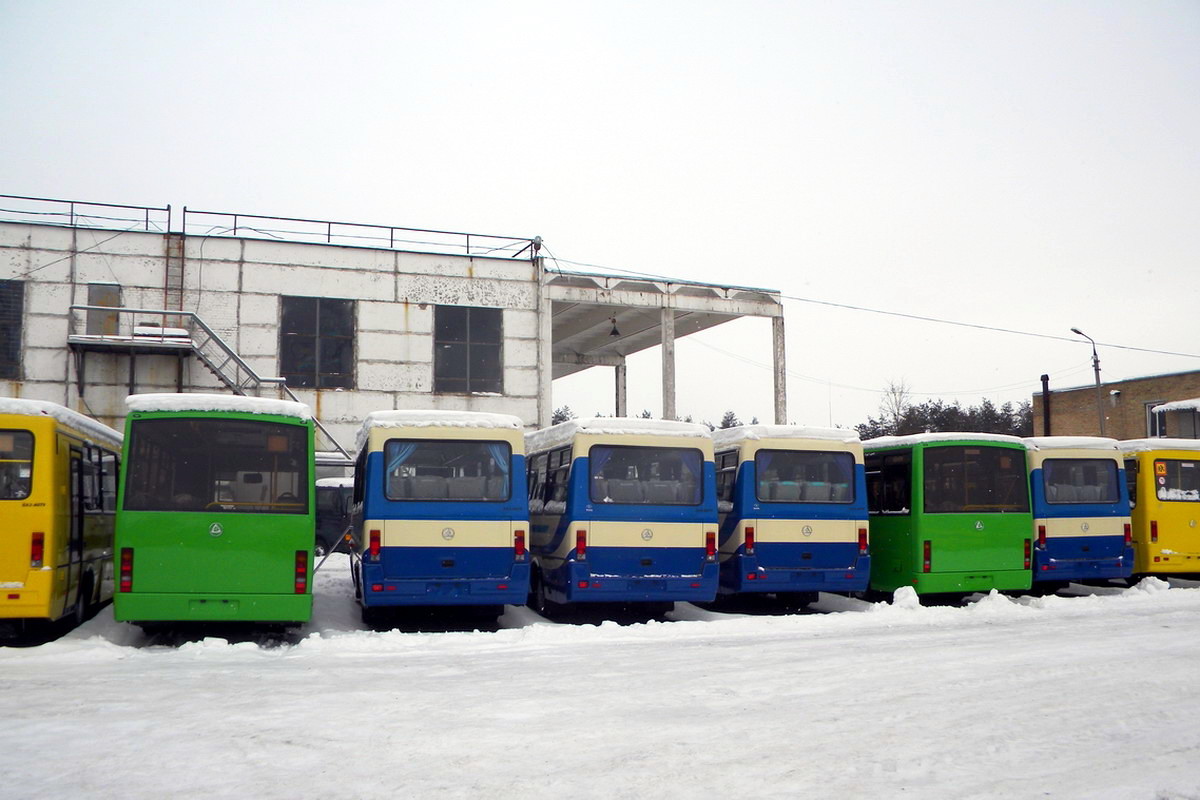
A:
[776, 592, 817, 613]
[70, 576, 93, 627]
[314, 541, 328, 558]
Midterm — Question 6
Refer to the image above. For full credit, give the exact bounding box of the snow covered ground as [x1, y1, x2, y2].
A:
[2, 558, 1199, 799]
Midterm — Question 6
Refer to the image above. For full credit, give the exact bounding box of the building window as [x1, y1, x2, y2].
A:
[434, 305, 502, 394]
[1146, 402, 1166, 437]
[280, 296, 355, 389]
[0, 280, 24, 380]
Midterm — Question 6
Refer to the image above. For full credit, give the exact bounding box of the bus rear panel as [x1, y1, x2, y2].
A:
[1122, 439, 1200, 575]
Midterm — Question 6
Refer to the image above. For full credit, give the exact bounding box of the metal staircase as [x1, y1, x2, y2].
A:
[67, 304, 352, 465]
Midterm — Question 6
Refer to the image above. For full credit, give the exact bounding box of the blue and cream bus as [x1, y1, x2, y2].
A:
[1024, 436, 1133, 586]
[352, 410, 530, 623]
[525, 417, 719, 614]
[713, 425, 870, 606]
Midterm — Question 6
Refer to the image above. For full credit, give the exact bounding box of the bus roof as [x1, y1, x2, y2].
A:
[1120, 438, 1200, 454]
[1023, 436, 1121, 452]
[527, 417, 712, 452]
[864, 431, 1027, 449]
[125, 393, 312, 420]
[0, 398, 122, 448]
[712, 424, 859, 449]
[355, 410, 524, 452]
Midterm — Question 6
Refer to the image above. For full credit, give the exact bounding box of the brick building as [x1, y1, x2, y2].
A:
[1032, 369, 1200, 440]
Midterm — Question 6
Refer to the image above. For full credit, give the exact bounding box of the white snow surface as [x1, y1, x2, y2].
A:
[1153, 398, 1200, 413]
[712, 423, 860, 448]
[0, 397, 122, 448]
[3, 561, 1200, 798]
[315, 476, 354, 488]
[865, 431, 1027, 448]
[125, 393, 312, 420]
[1023, 436, 1121, 451]
[355, 409, 524, 452]
[1121, 438, 1200, 453]
[527, 417, 712, 452]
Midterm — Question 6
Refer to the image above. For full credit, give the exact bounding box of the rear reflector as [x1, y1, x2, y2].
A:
[514, 529, 526, 560]
[575, 530, 587, 560]
[922, 540, 931, 573]
[371, 583, 383, 592]
[1037, 524, 1046, 549]
[119, 548, 133, 592]
[858, 527, 868, 555]
[1124, 523, 1132, 546]
[369, 528, 381, 560]
[744, 527, 755, 555]
[294, 550, 308, 594]
[1150, 520, 1158, 543]
[578, 580, 589, 589]
[1023, 539, 1032, 569]
[705, 532, 716, 562]
[31, 531, 44, 568]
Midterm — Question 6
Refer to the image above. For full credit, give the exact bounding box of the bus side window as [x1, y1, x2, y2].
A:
[715, 450, 737, 503]
[1124, 458, 1137, 507]
[866, 451, 911, 514]
[547, 447, 570, 502]
[82, 446, 102, 512]
[353, 449, 366, 505]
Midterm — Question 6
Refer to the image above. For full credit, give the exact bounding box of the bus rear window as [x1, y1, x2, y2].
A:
[589, 445, 703, 506]
[923, 445, 1029, 514]
[756, 449, 854, 503]
[1154, 460, 1200, 503]
[382, 439, 511, 502]
[1042, 458, 1119, 504]
[124, 418, 309, 513]
[0, 430, 34, 500]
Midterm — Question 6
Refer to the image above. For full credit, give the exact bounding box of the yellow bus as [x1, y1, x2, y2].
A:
[1, 398, 122, 635]
[1121, 439, 1200, 575]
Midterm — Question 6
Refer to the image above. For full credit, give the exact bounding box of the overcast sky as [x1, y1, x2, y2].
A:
[2, 0, 1197, 429]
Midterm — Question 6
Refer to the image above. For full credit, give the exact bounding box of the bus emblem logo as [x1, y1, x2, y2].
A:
[974, 521, 984, 531]
[442, 527, 455, 540]
[209, 523, 223, 537]
[802, 525, 813, 536]
[641, 529, 653, 541]
[1080, 522, 1090, 532]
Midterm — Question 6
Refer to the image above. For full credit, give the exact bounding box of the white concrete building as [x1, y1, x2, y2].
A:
[0, 196, 786, 461]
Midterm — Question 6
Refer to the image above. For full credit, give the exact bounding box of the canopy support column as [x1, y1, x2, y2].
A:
[661, 308, 676, 421]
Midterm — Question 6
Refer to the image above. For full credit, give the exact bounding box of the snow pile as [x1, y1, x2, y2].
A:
[0, 397, 123, 447]
[1023, 436, 1120, 452]
[1120, 438, 1200, 453]
[355, 409, 524, 452]
[864, 431, 1028, 448]
[125, 393, 312, 420]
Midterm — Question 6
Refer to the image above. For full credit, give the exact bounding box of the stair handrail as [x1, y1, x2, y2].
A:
[68, 304, 351, 462]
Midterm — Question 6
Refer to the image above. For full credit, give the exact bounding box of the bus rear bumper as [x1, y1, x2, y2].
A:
[1032, 547, 1134, 582]
[896, 569, 1031, 595]
[718, 554, 871, 595]
[0, 572, 58, 621]
[546, 561, 719, 605]
[360, 563, 530, 608]
[114, 592, 312, 624]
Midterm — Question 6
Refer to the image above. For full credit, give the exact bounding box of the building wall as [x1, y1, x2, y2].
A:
[0, 221, 544, 450]
[1032, 370, 1200, 440]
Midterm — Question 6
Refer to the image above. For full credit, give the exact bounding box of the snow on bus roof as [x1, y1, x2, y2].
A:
[1151, 398, 1200, 413]
[125, 393, 312, 420]
[712, 424, 860, 448]
[0, 398, 122, 446]
[1120, 438, 1200, 453]
[316, 476, 354, 488]
[527, 417, 712, 452]
[355, 409, 524, 452]
[864, 431, 1027, 449]
[1022, 436, 1121, 451]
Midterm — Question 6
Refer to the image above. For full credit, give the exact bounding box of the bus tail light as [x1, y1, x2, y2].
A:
[1024, 539, 1032, 569]
[1124, 523, 1132, 546]
[858, 527, 868, 555]
[575, 530, 587, 560]
[1150, 520, 1158, 543]
[514, 530, 526, 561]
[706, 532, 717, 562]
[119, 548, 133, 592]
[369, 529, 381, 560]
[294, 551, 308, 594]
[30, 532, 44, 568]
[1037, 525, 1047, 549]
[922, 540, 931, 573]
[744, 527, 755, 555]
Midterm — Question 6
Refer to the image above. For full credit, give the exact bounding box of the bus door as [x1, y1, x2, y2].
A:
[68, 446, 86, 613]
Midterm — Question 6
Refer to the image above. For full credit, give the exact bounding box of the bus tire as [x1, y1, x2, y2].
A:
[69, 575, 92, 628]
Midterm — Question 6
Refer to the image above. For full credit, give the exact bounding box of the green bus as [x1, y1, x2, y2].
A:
[864, 433, 1032, 595]
[114, 394, 315, 628]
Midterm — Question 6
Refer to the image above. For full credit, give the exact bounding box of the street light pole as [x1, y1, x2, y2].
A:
[1071, 327, 1105, 436]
